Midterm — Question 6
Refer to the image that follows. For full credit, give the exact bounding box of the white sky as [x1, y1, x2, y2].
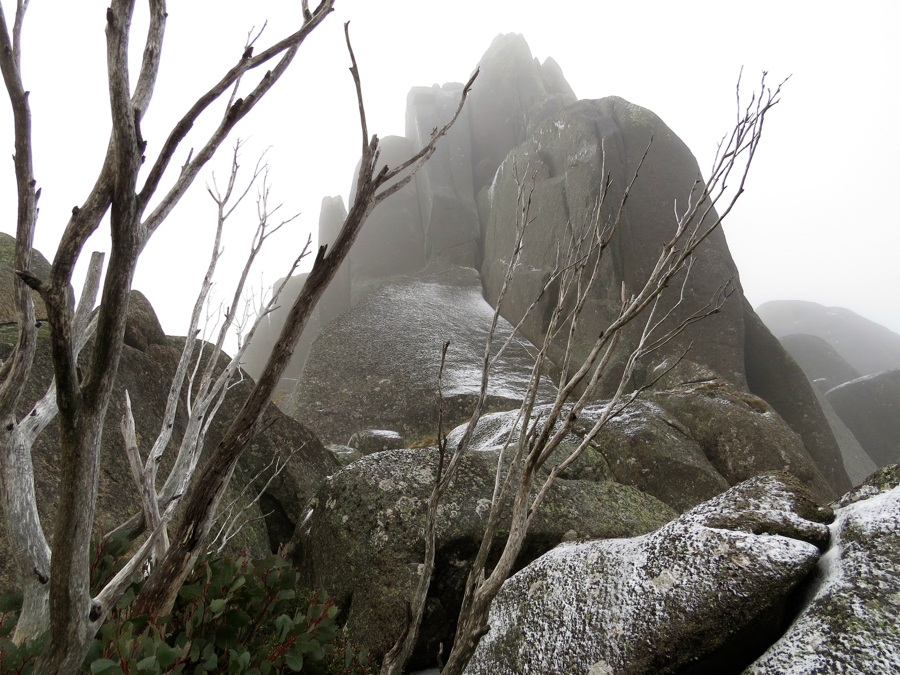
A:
[1, 0, 898, 342]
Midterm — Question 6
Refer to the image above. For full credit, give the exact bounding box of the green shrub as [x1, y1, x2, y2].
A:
[0, 542, 372, 675]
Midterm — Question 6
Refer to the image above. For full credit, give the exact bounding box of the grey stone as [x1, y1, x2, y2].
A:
[745, 468, 900, 674]
[465, 474, 831, 675]
[288, 265, 555, 446]
[325, 444, 362, 468]
[480, 96, 748, 397]
[779, 332, 862, 387]
[292, 448, 675, 669]
[743, 299, 852, 497]
[348, 429, 406, 455]
[124, 289, 167, 352]
[826, 369, 900, 468]
[406, 83, 480, 266]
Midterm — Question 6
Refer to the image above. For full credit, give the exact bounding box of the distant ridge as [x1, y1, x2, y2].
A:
[757, 300, 900, 375]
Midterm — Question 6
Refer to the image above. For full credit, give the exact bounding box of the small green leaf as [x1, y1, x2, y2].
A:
[136, 656, 157, 671]
[156, 644, 177, 670]
[284, 651, 303, 672]
[90, 658, 121, 675]
[215, 625, 238, 650]
[178, 585, 204, 600]
[208, 598, 227, 615]
[274, 589, 295, 601]
[259, 660, 272, 675]
[274, 614, 293, 642]
[225, 609, 251, 628]
[228, 576, 246, 594]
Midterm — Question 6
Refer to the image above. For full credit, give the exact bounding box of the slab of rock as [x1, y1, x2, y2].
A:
[288, 265, 555, 446]
[465, 474, 832, 675]
[745, 466, 900, 673]
[292, 448, 675, 669]
[0, 231, 52, 324]
[123, 289, 168, 352]
[826, 368, 900, 468]
[757, 299, 900, 376]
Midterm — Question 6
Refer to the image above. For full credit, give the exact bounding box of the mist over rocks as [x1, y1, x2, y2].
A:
[757, 299, 900, 375]
[778, 332, 862, 392]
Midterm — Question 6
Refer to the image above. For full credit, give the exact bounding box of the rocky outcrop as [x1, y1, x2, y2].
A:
[292, 448, 675, 669]
[745, 466, 900, 674]
[288, 265, 555, 446]
[406, 83, 480, 266]
[464, 474, 832, 675]
[757, 299, 900, 375]
[0, 291, 336, 592]
[449, 365, 837, 512]
[826, 369, 900, 468]
[779, 332, 861, 392]
[123, 289, 168, 352]
[468, 33, 577, 201]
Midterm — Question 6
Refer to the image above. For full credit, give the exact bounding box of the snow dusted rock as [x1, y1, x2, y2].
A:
[464, 473, 832, 675]
[288, 265, 555, 445]
[291, 448, 674, 669]
[648, 376, 837, 504]
[447, 400, 729, 513]
[745, 465, 900, 674]
[347, 429, 406, 455]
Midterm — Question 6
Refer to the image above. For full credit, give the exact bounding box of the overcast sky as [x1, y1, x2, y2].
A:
[1, 0, 898, 343]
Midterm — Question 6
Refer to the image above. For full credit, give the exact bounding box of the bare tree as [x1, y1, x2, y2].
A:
[380, 74, 783, 675]
[0, 3, 476, 672]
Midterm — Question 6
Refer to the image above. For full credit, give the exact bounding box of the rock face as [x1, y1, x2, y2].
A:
[757, 299, 900, 375]
[464, 474, 832, 675]
[288, 266, 555, 446]
[0, 290, 337, 591]
[779, 332, 861, 392]
[826, 369, 900, 468]
[479, 96, 746, 393]
[292, 448, 675, 669]
[745, 466, 900, 674]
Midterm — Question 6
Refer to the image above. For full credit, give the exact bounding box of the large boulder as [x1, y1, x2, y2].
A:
[479, 96, 747, 395]
[826, 369, 900, 468]
[292, 448, 675, 669]
[287, 265, 555, 446]
[465, 473, 832, 675]
[238, 273, 321, 403]
[449, 367, 837, 512]
[757, 299, 900, 375]
[745, 466, 900, 674]
[778, 332, 861, 392]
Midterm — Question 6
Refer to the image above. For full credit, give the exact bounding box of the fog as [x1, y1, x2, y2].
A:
[1, 0, 898, 341]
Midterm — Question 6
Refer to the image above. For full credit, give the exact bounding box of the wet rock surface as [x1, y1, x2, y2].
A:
[288, 265, 555, 446]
